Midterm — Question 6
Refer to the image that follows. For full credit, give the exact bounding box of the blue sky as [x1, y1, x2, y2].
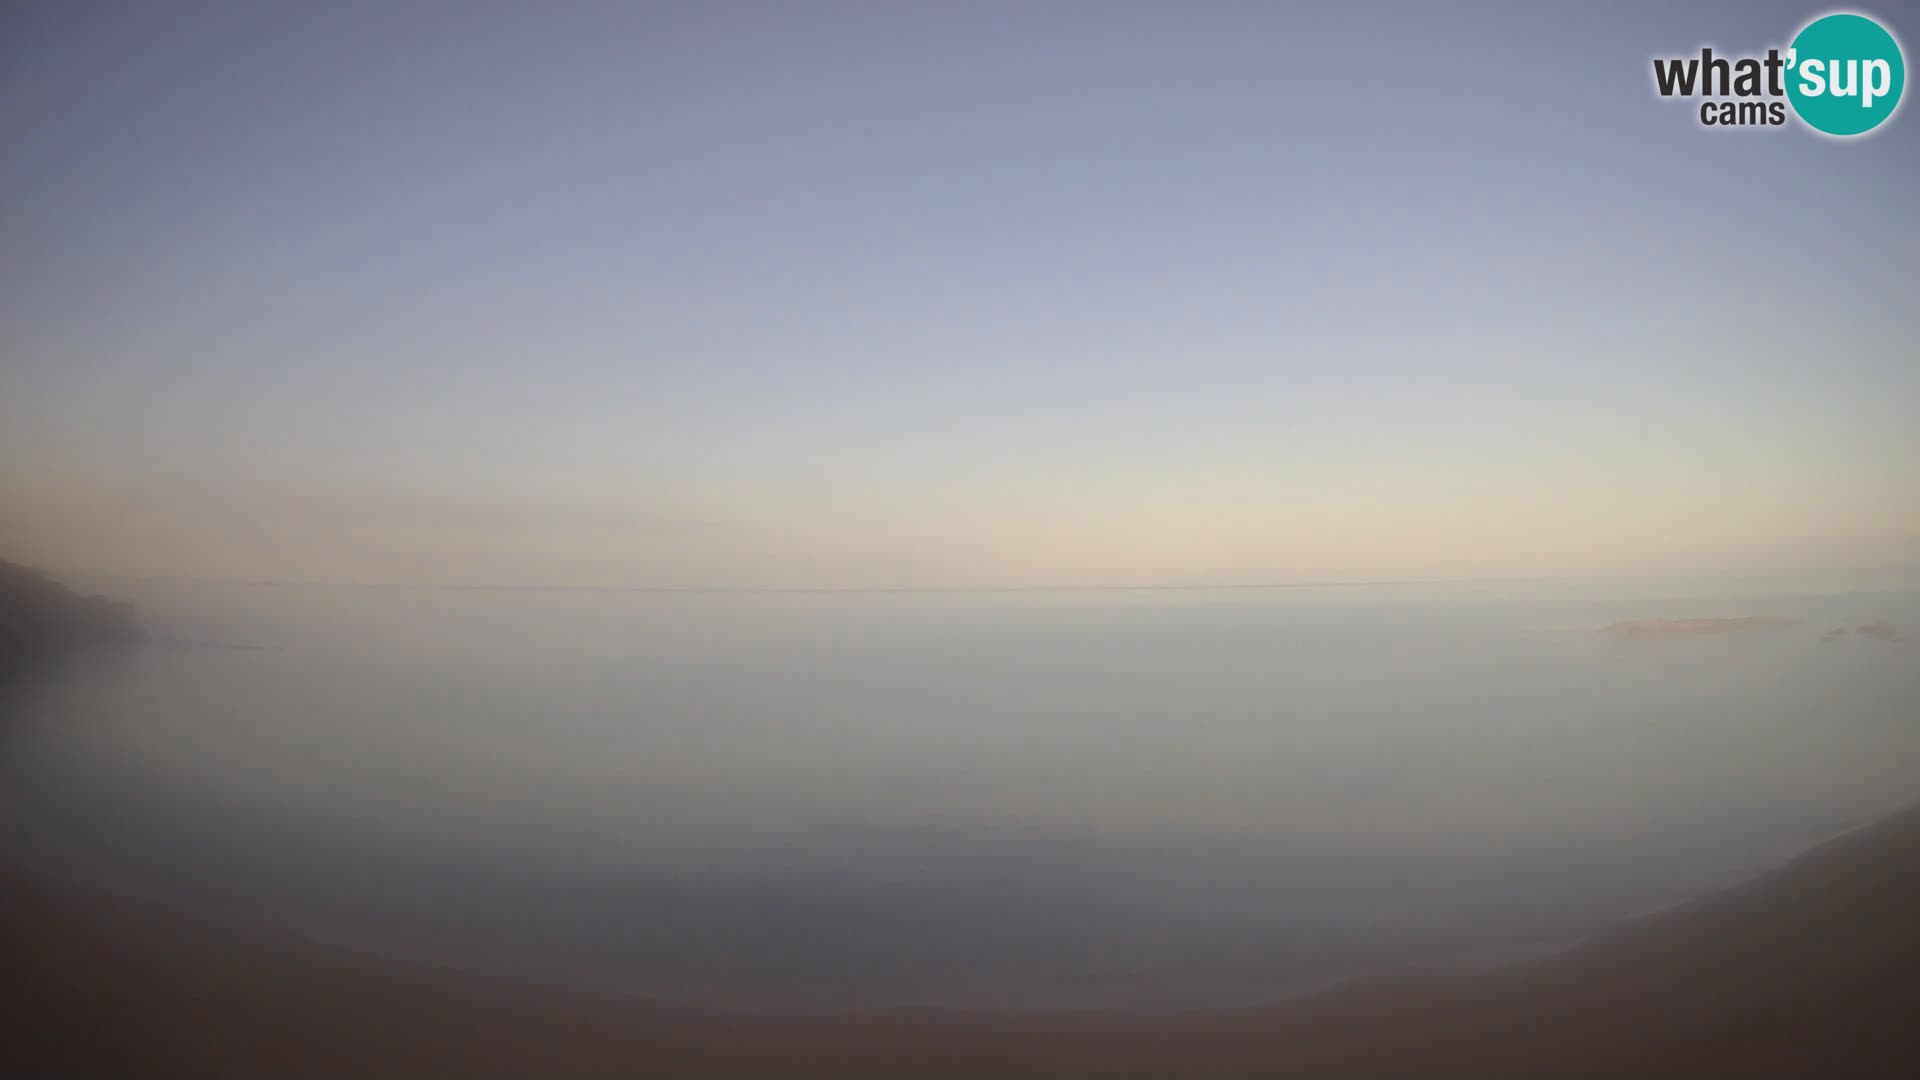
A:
[3, 1, 1916, 586]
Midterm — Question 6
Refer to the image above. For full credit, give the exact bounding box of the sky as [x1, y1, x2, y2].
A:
[3, 0, 1917, 588]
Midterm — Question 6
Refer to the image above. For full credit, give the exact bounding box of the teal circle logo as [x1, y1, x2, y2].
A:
[1786, 13, 1905, 136]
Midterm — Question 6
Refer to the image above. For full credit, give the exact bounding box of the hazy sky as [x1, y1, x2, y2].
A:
[4, 1, 1917, 587]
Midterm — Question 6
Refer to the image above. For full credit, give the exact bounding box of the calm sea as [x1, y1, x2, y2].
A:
[4, 573, 1917, 1008]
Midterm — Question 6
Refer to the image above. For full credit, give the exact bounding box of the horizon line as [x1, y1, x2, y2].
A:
[94, 572, 1584, 595]
[69, 563, 1920, 596]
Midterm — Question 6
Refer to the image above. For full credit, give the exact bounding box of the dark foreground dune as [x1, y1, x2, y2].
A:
[7, 803, 1920, 1077]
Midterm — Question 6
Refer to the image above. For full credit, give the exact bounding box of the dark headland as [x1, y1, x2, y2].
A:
[5, 800, 1919, 1077]
[0, 558, 141, 681]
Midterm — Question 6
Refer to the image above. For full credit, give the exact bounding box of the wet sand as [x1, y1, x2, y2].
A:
[7, 802, 1920, 1077]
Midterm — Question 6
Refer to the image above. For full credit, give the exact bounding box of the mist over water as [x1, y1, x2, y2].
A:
[3, 574, 1917, 1009]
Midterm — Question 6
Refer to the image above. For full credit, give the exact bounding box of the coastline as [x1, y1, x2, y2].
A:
[2, 806, 1866, 1016]
[8, 801, 1919, 1077]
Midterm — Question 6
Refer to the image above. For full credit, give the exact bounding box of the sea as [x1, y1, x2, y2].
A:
[4, 572, 1917, 1009]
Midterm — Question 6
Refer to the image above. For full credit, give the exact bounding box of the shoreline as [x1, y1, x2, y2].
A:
[5, 808, 1866, 1016]
[0, 852, 1569, 1017]
[8, 801, 1919, 1076]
